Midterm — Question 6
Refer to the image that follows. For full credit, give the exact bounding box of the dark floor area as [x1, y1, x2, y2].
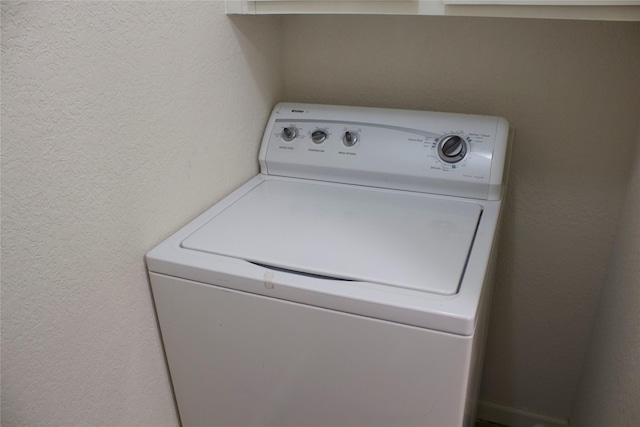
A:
[476, 419, 511, 427]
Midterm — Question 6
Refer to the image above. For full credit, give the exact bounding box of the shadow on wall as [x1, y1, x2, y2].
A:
[484, 151, 520, 406]
[228, 14, 284, 113]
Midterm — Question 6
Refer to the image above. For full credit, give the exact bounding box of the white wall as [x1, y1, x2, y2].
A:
[569, 119, 640, 427]
[283, 15, 640, 419]
[1, 2, 282, 425]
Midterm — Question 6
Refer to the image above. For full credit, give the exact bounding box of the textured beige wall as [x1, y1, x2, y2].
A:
[283, 15, 640, 418]
[569, 120, 640, 427]
[1, 2, 282, 425]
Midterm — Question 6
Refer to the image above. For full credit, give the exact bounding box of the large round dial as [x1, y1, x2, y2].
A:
[281, 126, 298, 142]
[437, 135, 468, 164]
[311, 130, 328, 144]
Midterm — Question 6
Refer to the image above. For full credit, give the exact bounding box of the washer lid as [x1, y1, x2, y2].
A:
[181, 179, 482, 296]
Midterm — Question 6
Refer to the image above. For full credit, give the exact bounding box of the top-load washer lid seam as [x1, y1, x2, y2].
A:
[263, 172, 492, 201]
[247, 261, 354, 282]
[455, 208, 483, 295]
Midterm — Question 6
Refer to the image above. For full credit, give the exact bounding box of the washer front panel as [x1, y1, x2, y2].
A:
[181, 179, 482, 296]
[151, 273, 473, 427]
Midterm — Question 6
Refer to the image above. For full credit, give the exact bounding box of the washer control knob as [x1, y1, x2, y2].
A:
[438, 135, 468, 164]
[311, 130, 328, 144]
[281, 126, 298, 142]
[343, 131, 358, 147]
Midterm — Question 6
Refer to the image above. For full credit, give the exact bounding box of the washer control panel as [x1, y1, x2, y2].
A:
[260, 103, 510, 200]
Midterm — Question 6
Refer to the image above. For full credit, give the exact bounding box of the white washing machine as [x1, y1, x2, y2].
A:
[147, 103, 510, 427]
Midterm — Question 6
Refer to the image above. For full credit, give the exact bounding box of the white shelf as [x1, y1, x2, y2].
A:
[225, 0, 640, 21]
